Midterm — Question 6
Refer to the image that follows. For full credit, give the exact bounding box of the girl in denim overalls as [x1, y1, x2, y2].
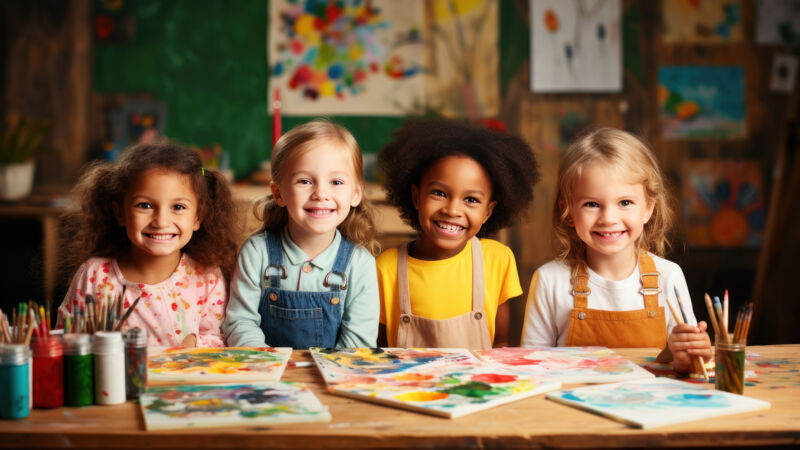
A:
[521, 127, 713, 374]
[223, 120, 380, 349]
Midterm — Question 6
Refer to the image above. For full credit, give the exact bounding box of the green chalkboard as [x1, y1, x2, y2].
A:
[93, 0, 526, 179]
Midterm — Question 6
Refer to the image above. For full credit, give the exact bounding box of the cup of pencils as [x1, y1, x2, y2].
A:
[715, 335, 745, 394]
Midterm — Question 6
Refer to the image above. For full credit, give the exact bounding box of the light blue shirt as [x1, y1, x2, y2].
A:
[223, 227, 379, 348]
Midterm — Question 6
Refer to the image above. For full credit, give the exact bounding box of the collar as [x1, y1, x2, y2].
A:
[280, 227, 342, 269]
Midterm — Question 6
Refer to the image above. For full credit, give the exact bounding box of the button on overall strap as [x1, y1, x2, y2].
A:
[324, 238, 355, 292]
[264, 231, 286, 288]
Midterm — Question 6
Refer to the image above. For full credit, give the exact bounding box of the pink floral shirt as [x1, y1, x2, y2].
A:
[57, 254, 226, 347]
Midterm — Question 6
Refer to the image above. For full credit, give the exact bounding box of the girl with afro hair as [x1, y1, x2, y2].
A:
[376, 119, 539, 349]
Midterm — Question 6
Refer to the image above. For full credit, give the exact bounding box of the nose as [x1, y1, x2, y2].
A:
[441, 198, 462, 217]
[312, 183, 330, 200]
[599, 206, 618, 224]
[152, 207, 170, 227]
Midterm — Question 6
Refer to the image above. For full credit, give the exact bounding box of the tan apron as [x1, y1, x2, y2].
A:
[565, 250, 667, 348]
[396, 237, 493, 350]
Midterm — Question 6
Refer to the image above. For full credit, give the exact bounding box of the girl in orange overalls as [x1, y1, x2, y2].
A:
[521, 127, 712, 374]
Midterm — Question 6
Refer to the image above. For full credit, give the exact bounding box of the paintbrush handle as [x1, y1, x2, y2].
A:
[114, 296, 141, 331]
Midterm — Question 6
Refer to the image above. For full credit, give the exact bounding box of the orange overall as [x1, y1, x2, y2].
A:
[395, 237, 492, 350]
[564, 251, 667, 348]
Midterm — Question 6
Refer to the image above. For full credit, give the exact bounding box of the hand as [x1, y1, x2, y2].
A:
[180, 333, 197, 348]
[667, 321, 712, 373]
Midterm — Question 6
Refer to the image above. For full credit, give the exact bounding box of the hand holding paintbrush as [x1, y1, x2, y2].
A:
[666, 286, 711, 380]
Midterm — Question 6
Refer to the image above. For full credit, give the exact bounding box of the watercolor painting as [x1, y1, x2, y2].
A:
[755, 0, 800, 46]
[659, 66, 746, 139]
[547, 377, 770, 429]
[682, 159, 766, 247]
[148, 347, 292, 386]
[475, 347, 655, 384]
[530, 0, 622, 92]
[140, 381, 330, 430]
[269, 0, 425, 115]
[662, 0, 742, 43]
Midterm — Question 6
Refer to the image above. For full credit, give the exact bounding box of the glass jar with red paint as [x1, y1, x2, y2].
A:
[31, 336, 63, 409]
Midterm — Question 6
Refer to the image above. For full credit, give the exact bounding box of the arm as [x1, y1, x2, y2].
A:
[194, 268, 226, 347]
[520, 269, 559, 347]
[221, 237, 268, 347]
[493, 299, 512, 347]
[336, 249, 379, 348]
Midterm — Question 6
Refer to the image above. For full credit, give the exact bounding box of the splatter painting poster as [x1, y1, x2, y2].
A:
[475, 347, 655, 384]
[530, 0, 622, 93]
[140, 382, 330, 430]
[659, 66, 746, 139]
[310, 348, 560, 418]
[269, 0, 425, 115]
[662, 0, 742, 44]
[148, 347, 292, 386]
[682, 159, 766, 247]
[547, 377, 770, 429]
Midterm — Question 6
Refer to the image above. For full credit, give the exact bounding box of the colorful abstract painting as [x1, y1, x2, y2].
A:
[682, 159, 766, 247]
[475, 347, 655, 384]
[269, 0, 425, 115]
[148, 347, 292, 386]
[659, 66, 746, 139]
[662, 0, 742, 43]
[310, 348, 559, 418]
[755, 0, 800, 46]
[547, 377, 770, 429]
[530, 0, 622, 92]
[140, 382, 330, 430]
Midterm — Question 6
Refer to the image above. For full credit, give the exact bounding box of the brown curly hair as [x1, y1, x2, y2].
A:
[378, 118, 540, 237]
[553, 127, 675, 274]
[252, 119, 380, 256]
[61, 143, 240, 280]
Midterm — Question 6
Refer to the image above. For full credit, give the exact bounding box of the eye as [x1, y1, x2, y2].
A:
[296, 178, 312, 185]
[583, 201, 599, 208]
[620, 199, 633, 207]
[431, 189, 446, 198]
[465, 196, 480, 204]
[331, 179, 344, 186]
[173, 204, 187, 211]
[135, 202, 152, 209]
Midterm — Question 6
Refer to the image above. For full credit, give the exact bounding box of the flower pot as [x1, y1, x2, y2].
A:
[0, 161, 35, 200]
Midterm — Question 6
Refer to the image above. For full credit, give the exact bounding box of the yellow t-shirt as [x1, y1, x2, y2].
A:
[377, 239, 522, 347]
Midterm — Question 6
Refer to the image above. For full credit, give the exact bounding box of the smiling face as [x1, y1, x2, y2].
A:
[411, 155, 496, 260]
[115, 168, 201, 264]
[270, 140, 363, 247]
[568, 162, 654, 271]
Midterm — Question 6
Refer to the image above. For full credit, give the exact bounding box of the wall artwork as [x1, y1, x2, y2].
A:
[475, 347, 655, 384]
[530, 0, 622, 93]
[662, 0, 742, 44]
[310, 348, 560, 418]
[682, 159, 766, 248]
[770, 53, 799, 93]
[148, 347, 292, 386]
[755, 0, 800, 46]
[140, 382, 330, 430]
[659, 66, 746, 139]
[269, 0, 425, 115]
[546, 377, 770, 429]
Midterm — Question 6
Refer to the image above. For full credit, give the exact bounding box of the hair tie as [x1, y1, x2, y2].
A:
[201, 167, 205, 176]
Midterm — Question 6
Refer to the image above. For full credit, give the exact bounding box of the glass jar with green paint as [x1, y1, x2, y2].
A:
[62, 333, 93, 407]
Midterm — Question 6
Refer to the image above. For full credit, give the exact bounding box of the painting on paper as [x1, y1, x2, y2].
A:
[426, 0, 499, 118]
[140, 382, 330, 430]
[659, 66, 746, 139]
[530, 0, 622, 92]
[310, 347, 481, 384]
[148, 347, 292, 385]
[269, 0, 425, 115]
[662, 0, 742, 43]
[475, 347, 654, 384]
[546, 377, 770, 429]
[755, 0, 800, 46]
[682, 159, 766, 247]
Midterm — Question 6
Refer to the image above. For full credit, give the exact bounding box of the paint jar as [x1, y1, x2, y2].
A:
[31, 336, 64, 409]
[92, 331, 126, 405]
[715, 339, 745, 395]
[62, 333, 94, 407]
[123, 328, 147, 400]
[0, 344, 31, 419]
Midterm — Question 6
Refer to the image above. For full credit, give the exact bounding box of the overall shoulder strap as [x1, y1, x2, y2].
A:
[571, 263, 590, 309]
[324, 237, 356, 291]
[264, 230, 286, 288]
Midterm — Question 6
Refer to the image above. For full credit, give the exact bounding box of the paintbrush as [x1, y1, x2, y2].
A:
[24, 308, 36, 346]
[704, 293, 721, 340]
[723, 289, 729, 333]
[114, 296, 141, 331]
[713, 296, 729, 343]
[668, 287, 709, 381]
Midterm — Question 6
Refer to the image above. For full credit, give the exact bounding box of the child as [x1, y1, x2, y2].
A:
[223, 119, 380, 349]
[521, 127, 712, 373]
[376, 119, 540, 349]
[57, 143, 239, 347]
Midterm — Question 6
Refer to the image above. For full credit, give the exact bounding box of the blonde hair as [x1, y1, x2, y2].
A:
[253, 119, 380, 256]
[553, 127, 674, 272]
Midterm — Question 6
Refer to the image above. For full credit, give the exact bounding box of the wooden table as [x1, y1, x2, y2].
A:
[2, 345, 799, 448]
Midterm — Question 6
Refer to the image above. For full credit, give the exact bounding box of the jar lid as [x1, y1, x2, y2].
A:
[92, 331, 123, 354]
[0, 344, 30, 365]
[62, 333, 92, 355]
[123, 327, 147, 347]
[31, 336, 63, 357]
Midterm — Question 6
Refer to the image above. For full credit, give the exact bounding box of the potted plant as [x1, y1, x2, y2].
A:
[0, 116, 50, 200]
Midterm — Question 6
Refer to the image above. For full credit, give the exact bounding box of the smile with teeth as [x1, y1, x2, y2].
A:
[306, 208, 335, 216]
[435, 221, 465, 234]
[594, 231, 625, 239]
[145, 233, 177, 241]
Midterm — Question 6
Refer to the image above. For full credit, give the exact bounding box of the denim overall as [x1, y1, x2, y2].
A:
[258, 231, 354, 349]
